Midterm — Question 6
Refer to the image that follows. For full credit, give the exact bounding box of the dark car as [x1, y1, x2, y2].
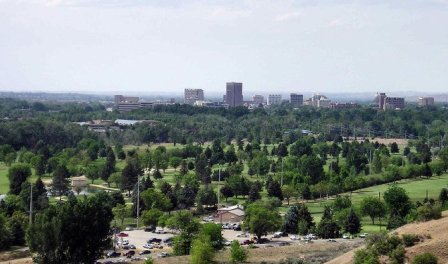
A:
[124, 250, 136, 258]
[148, 238, 162, 243]
[144, 225, 155, 232]
[106, 251, 121, 258]
[242, 240, 254, 245]
[140, 250, 151, 255]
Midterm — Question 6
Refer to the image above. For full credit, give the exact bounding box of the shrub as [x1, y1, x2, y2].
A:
[353, 248, 380, 264]
[230, 240, 248, 263]
[389, 245, 405, 264]
[402, 234, 420, 247]
[412, 253, 438, 264]
[416, 204, 442, 222]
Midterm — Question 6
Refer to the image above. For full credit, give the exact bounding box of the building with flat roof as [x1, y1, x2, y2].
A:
[252, 95, 264, 106]
[184, 89, 204, 104]
[225, 82, 243, 107]
[268, 94, 282, 105]
[418, 97, 435, 107]
[384, 97, 405, 110]
[290, 93, 303, 107]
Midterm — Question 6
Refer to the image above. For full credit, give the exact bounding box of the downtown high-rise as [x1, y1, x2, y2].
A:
[225, 82, 243, 107]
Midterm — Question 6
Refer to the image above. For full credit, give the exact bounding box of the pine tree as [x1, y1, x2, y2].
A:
[344, 208, 361, 234]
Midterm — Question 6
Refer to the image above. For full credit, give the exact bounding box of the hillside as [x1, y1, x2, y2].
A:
[326, 211, 448, 264]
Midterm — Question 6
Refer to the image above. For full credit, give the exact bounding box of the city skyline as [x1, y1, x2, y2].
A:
[1, 1, 447, 94]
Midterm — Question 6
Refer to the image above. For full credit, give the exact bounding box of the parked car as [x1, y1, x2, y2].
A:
[129, 244, 136, 249]
[106, 251, 121, 258]
[124, 250, 135, 258]
[236, 232, 248, 237]
[157, 252, 169, 258]
[289, 235, 300, 240]
[117, 232, 129, 237]
[328, 239, 337, 242]
[272, 232, 283, 238]
[342, 234, 350, 239]
[155, 228, 166, 234]
[125, 226, 133, 231]
[224, 240, 231, 246]
[242, 239, 254, 245]
[144, 225, 155, 232]
[359, 233, 369, 238]
[122, 245, 130, 250]
[143, 243, 154, 249]
[148, 238, 162, 243]
[140, 250, 151, 255]
[233, 224, 241, 231]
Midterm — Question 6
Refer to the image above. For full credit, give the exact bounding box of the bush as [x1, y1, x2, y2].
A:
[387, 215, 406, 230]
[416, 204, 442, 222]
[230, 240, 248, 263]
[389, 245, 405, 264]
[353, 248, 380, 264]
[402, 234, 420, 247]
[412, 253, 438, 264]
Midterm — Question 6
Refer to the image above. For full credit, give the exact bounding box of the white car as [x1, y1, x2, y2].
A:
[157, 252, 168, 258]
[155, 228, 166, 234]
[289, 235, 300, 240]
[143, 243, 154, 249]
[342, 234, 350, 239]
[359, 233, 368, 238]
[236, 233, 248, 237]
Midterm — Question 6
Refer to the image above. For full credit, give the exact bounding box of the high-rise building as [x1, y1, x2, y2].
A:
[418, 97, 435, 107]
[252, 95, 264, 105]
[268, 94, 282, 105]
[290, 93, 303, 107]
[225, 82, 243, 107]
[184, 89, 204, 104]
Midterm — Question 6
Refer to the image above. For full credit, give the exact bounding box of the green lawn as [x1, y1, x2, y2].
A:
[0, 163, 9, 194]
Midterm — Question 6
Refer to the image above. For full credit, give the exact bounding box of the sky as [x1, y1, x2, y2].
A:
[0, 0, 447, 96]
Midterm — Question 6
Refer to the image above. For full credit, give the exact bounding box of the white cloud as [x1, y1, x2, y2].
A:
[275, 11, 301, 21]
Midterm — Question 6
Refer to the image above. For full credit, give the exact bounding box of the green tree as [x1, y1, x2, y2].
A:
[281, 185, 295, 205]
[230, 240, 248, 264]
[439, 188, 448, 206]
[27, 193, 114, 264]
[390, 142, 399, 153]
[384, 185, 412, 218]
[142, 208, 163, 227]
[344, 208, 361, 235]
[199, 223, 224, 250]
[51, 165, 70, 200]
[316, 206, 340, 239]
[360, 197, 387, 225]
[220, 184, 234, 202]
[180, 159, 188, 176]
[141, 188, 173, 212]
[112, 204, 130, 226]
[169, 157, 182, 171]
[196, 185, 218, 207]
[8, 163, 32, 195]
[168, 211, 200, 255]
[190, 235, 215, 264]
[0, 213, 12, 250]
[244, 202, 281, 240]
[85, 164, 102, 184]
[121, 159, 142, 195]
[267, 180, 283, 201]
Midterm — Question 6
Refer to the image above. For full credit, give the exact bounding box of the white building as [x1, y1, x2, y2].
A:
[268, 94, 282, 105]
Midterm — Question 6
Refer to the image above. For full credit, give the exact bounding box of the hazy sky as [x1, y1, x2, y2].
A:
[0, 0, 447, 96]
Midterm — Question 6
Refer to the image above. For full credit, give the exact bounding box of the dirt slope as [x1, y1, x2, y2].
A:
[326, 211, 448, 264]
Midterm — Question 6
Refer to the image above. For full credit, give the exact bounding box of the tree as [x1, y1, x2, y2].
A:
[121, 159, 142, 195]
[244, 202, 281, 240]
[390, 142, 399, 153]
[277, 143, 288, 157]
[0, 213, 11, 250]
[180, 159, 188, 176]
[283, 205, 300, 234]
[112, 204, 130, 226]
[27, 193, 114, 264]
[316, 206, 340, 239]
[230, 240, 248, 264]
[31, 155, 46, 176]
[383, 185, 412, 218]
[360, 197, 386, 225]
[248, 184, 261, 202]
[439, 188, 448, 206]
[220, 184, 234, 202]
[190, 235, 214, 264]
[51, 165, 70, 200]
[167, 211, 200, 255]
[199, 223, 224, 250]
[196, 185, 217, 207]
[169, 157, 182, 171]
[8, 163, 32, 195]
[267, 180, 283, 201]
[141, 188, 172, 212]
[85, 164, 102, 184]
[281, 185, 295, 205]
[101, 148, 116, 185]
[142, 208, 163, 227]
[344, 208, 361, 234]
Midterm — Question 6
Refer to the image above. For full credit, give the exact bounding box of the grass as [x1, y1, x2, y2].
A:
[0, 163, 9, 194]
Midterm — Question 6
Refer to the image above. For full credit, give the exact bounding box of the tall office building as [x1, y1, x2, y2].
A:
[252, 95, 264, 105]
[268, 94, 282, 105]
[225, 82, 243, 107]
[290, 93, 303, 107]
[184, 89, 204, 104]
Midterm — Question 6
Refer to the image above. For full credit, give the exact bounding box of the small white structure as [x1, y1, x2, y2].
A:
[71, 176, 88, 188]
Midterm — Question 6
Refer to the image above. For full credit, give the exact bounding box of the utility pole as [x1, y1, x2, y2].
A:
[136, 175, 140, 228]
[217, 165, 221, 210]
[29, 183, 33, 226]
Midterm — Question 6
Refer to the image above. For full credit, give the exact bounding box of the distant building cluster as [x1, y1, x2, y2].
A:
[373, 92, 405, 110]
[418, 97, 435, 107]
[114, 95, 175, 112]
[184, 89, 204, 105]
[75, 119, 159, 132]
[304, 94, 331, 108]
